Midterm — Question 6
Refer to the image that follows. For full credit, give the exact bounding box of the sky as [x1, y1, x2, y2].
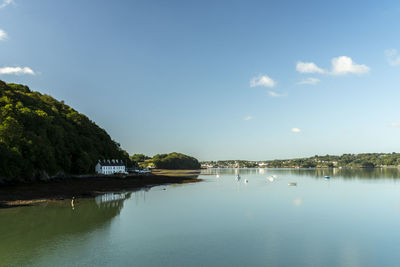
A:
[1, 0, 400, 161]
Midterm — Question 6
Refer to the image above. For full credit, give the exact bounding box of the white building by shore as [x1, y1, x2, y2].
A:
[95, 159, 127, 175]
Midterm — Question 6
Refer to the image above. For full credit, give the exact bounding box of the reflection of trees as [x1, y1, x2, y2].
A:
[202, 168, 263, 176]
[0, 195, 128, 266]
[285, 168, 400, 180]
[202, 168, 400, 180]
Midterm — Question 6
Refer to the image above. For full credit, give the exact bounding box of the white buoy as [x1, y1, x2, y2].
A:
[244, 179, 248, 183]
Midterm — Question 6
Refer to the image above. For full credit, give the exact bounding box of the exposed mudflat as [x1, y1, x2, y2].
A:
[0, 174, 201, 208]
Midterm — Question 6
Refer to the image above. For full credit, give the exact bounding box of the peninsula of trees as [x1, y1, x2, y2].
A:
[131, 152, 201, 170]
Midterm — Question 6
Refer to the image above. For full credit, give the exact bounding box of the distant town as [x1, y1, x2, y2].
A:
[201, 153, 400, 169]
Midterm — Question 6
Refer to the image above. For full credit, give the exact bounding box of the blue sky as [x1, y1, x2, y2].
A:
[1, 0, 400, 160]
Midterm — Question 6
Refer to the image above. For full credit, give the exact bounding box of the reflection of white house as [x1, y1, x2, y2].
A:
[95, 160, 126, 175]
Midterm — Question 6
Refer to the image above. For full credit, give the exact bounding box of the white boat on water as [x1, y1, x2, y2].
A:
[288, 182, 297, 186]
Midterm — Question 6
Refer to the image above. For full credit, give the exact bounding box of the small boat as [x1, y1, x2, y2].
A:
[216, 174, 220, 178]
[288, 182, 297, 186]
[267, 177, 275, 182]
[236, 175, 241, 181]
[324, 176, 330, 179]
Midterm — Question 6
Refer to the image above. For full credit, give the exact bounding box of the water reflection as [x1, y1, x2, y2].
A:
[95, 192, 128, 207]
[2, 170, 400, 266]
[0, 194, 128, 266]
[202, 167, 400, 180]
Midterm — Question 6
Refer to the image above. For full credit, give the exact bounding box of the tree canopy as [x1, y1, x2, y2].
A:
[130, 154, 151, 163]
[152, 152, 201, 169]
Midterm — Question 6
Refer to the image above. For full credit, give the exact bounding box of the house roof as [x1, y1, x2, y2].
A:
[98, 160, 125, 166]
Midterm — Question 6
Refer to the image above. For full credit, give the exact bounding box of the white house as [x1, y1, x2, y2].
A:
[95, 159, 127, 175]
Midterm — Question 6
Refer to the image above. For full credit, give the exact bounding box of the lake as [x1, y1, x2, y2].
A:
[2, 168, 400, 266]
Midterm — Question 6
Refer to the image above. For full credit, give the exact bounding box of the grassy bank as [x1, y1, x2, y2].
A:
[151, 169, 201, 177]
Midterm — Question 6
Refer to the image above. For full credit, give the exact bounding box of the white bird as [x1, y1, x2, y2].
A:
[216, 174, 220, 178]
[244, 179, 248, 183]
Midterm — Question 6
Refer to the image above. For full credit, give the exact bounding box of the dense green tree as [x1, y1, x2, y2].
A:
[152, 152, 201, 169]
[130, 154, 151, 163]
[0, 80, 131, 181]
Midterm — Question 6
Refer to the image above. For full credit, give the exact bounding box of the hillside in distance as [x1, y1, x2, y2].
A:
[0, 80, 130, 182]
[202, 153, 400, 168]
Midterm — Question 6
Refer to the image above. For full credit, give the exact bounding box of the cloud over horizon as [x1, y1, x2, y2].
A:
[331, 56, 370, 75]
[385, 49, 400, 66]
[291, 127, 302, 133]
[297, 77, 320, 85]
[250, 74, 276, 88]
[296, 56, 369, 76]
[0, 0, 13, 8]
[0, 29, 7, 40]
[268, 90, 287, 97]
[296, 61, 325, 74]
[0, 66, 35, 75]
[244, 116, 253, 121]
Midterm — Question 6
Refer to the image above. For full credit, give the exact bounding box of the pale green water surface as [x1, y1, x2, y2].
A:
[2, 168, 400, 267]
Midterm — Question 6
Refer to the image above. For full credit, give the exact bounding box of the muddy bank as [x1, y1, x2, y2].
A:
[0, 174, 201, 208]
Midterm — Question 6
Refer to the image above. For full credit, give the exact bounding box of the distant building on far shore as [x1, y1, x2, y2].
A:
[95, 159, 126, 175]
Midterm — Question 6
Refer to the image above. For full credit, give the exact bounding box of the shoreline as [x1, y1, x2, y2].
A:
[0, 174, 201, 209]
[202, 166, 400, 169]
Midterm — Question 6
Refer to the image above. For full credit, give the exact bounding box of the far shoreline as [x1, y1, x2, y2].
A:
[202, 166, 400, 169]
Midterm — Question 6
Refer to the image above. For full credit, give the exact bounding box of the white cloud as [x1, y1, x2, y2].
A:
[297, 56, 369, 76]
[291, 128, 302, 133]
[331, 56, 370, 75]
[296, 61, 325, 74]
[390, 122, 400, 127]
[297, 77, 320, 85]
[268, 90, 287, 97]
[250, 74, 276, 88]
[0, 66, 35, 75]
[244, 116, 253, 121]
[0, 29, 7, 40]
[0, 0, 14, 8]
[385, 49, 400, 66]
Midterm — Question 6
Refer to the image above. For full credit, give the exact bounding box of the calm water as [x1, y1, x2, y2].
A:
[2, 168, 400, 267]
